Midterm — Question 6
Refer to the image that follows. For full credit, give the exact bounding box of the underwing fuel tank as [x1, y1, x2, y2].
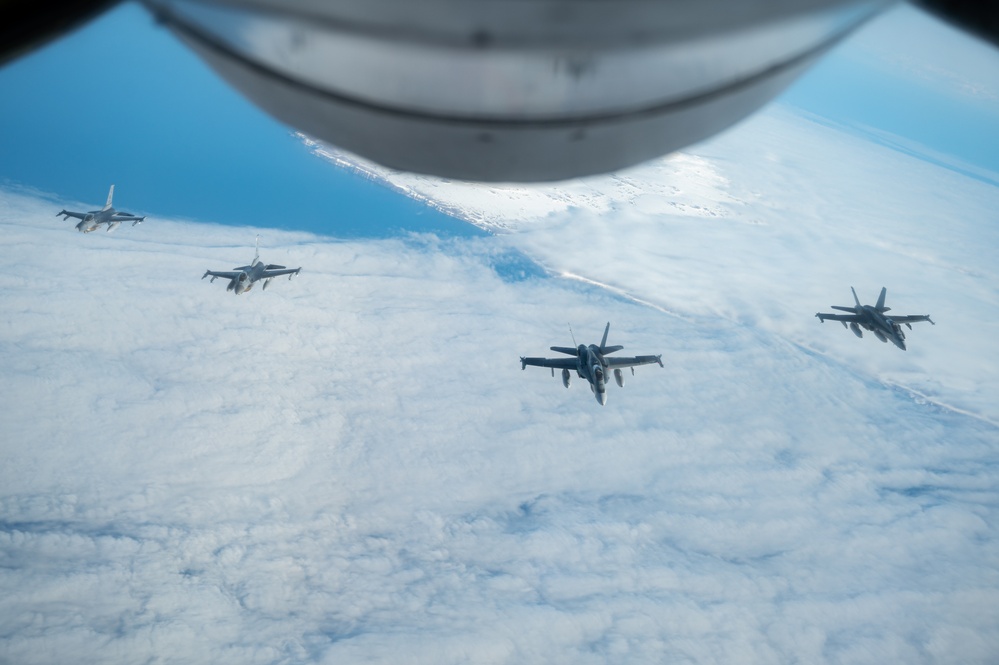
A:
[561, 368, 571, 389]
[850, 322, 863, 338]
[614, 368, 625, 387]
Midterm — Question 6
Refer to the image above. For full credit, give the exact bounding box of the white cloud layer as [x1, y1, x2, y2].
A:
[2, 135, 998, 665]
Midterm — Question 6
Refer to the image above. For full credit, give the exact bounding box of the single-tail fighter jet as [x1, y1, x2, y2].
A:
[57, 185, 146, 232]
[202, 236, 301, 295]
[816, 287, 934, 350]
[521, 323, 663, 405]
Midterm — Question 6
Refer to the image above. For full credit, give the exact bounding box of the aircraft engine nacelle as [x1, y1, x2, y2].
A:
[874, 329, 888, 343]
[144, 0, 891, 182]
[561, 368, 571, 389]
[850, 322, 863, 338]
[614, 368, 625, 387]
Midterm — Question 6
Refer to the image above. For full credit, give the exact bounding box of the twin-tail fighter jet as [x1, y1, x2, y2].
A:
[202, 236, 301, 295]
[816, 287, 934, 351]
[57, 185, 146, 232]
[521, 323, 663, 405]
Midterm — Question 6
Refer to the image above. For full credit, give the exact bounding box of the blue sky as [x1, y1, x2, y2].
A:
[781, 5, 999, 178]
[0, 3, 479, 238]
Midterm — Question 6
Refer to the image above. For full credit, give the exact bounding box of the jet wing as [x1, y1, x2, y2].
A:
[604, 354, 663, 369]
[521, 357, 578, 371]
[57, 209, 86, 221]
[816, 312, 860, 323]
[261, 267, 301, 279]
[111, 213, 146, 224]
[889, 314, 934, 325]
[203, 270, 242, 280]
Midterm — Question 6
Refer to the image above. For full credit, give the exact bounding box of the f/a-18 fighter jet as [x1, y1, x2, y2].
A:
[816, 287, 934, 351]
[202, 236, 301, 295]
[57, 185, 146, 232]
[521, 323, 663, 405]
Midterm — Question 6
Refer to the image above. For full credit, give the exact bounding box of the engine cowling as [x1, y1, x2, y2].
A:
[561, 368, 571, 389]
[850, 322, 863, 338]
[614, 368, 624, 387]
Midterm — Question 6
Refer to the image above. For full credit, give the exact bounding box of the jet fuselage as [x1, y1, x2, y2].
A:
[573, 344, 608, 405]
[76, 209, 115, 233]
[853, 305, 907, 350]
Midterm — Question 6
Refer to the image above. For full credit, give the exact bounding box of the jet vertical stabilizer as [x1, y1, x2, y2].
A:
[876, 286, 888, 312]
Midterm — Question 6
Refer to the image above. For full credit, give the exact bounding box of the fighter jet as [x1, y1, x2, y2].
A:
[202, 236, 301, 295]
[57, 185, 146, 232]
[816, 287, 934, 351]
[521, 323, 663, 405]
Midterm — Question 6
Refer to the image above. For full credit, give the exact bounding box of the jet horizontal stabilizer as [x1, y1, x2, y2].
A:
[550, 346, 578, 355]
[601, 345, 624, 354]
[265, 264, 286, 270]
[830, 305, 856, 312]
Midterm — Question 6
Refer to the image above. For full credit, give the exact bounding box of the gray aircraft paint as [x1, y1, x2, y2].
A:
[816, 287, 934, 350]
[202, 236, 301, 294]
[521, 322, 663, 406]
[57, 185, 146, 232]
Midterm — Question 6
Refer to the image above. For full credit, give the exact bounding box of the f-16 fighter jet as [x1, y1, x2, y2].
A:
[57, 185, 146, 232]
[202, 236, 301, 295]
[521, 323, 663, 405]
[816, 287, 934, 351]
